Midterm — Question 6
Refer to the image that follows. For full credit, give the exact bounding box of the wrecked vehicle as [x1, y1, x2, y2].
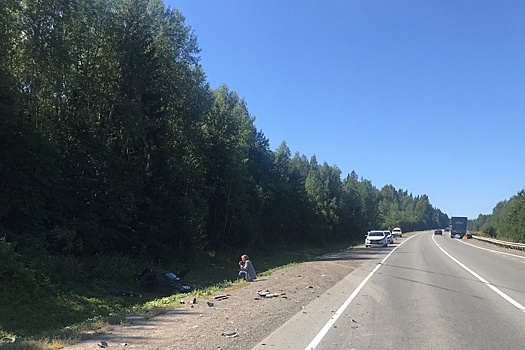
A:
[136, 268, 196, 295]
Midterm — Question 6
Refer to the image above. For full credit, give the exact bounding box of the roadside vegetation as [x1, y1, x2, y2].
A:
[1, 0, 453, 347]
[0, 239, 357, 349]
[469, 190, 525, 242]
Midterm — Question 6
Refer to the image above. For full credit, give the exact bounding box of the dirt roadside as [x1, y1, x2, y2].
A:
[64, 248, 371, 350]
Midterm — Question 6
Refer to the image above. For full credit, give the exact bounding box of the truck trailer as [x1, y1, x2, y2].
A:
[450, 216, 468, 238]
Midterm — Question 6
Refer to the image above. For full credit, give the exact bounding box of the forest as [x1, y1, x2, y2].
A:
[0, 0, 451, 265]
[0, 0, 473, 339]
[469, 190, 525, 242]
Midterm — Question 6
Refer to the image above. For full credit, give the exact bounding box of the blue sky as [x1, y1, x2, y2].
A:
[169, 1, 525, 219]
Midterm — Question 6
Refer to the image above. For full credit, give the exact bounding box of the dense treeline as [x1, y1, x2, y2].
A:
[0, 0, 449, 267]
[470, 190, 525, 242]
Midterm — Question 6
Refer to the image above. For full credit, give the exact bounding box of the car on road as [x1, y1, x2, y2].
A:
[384, 230, 394, 244]
[365, 231, 388, 247]
[392, 227, 403, 238]
[434, 229, 442, 235]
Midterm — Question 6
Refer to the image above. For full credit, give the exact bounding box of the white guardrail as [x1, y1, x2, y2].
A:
[472, 235, 525, 251]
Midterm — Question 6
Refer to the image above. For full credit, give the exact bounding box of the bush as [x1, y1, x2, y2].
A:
[483, 225, 497, 238]
[0, 239, 40, 293]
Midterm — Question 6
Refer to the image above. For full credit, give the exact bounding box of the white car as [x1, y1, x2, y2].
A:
[392, 227, 402, 238]
[383, 230, 394, 244]
[365, 231, 387, 247]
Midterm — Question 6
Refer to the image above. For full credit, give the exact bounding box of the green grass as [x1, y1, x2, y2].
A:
[0, 239, 359, 349]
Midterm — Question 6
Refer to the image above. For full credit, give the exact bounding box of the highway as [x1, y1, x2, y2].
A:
[252, 231, 525, 349]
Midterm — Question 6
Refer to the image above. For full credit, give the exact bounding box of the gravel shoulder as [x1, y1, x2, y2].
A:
[64, 248, 368, 350]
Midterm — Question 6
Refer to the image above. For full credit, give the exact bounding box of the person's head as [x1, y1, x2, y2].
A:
[241, 254, 249, 262]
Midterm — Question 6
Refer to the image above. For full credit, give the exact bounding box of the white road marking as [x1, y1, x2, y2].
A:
[459, 240, 525, 260]
[433, 236, 525, 313]
[304, 237, 415, 350]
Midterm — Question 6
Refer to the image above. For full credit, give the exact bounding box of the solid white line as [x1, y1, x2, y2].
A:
[460, 240, 525, 260]
[304, 237, 415, 350]
[433, 236, 525, 313]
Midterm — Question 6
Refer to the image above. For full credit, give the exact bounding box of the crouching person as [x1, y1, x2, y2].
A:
[238, 254, 257, 281]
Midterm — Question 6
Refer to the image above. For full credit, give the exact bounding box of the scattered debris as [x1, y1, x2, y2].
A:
[221, 331, 238, 338]
[214, 295, 229, 301]
[257, 289, 287, 299]
[190, 297, 197, 304]
[306, 285, 314, 289]
[1, 337, 15, 343]
[207, 301, 215, 307]
[257, 290, 270, 297]
[97, 341, 108, 348]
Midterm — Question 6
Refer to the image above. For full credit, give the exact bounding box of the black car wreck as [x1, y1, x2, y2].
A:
[136, 268, 196, 295]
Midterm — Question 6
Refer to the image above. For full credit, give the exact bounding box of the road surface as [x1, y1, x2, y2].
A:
[253, 231, 525, 349]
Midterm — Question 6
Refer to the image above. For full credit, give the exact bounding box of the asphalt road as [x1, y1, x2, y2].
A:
[252, 231, 525, 350]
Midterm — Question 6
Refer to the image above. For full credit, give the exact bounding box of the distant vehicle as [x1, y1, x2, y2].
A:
[365, 231, 387, 247]
[450, 217, 468, 238]
[384, 230, 394, 244]
[444, 227, 451, 233]
[434, 229, 442, 235]
[392, 227, 403, 238]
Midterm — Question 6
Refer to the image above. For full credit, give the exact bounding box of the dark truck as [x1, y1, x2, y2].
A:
[450, 216, 468, 238]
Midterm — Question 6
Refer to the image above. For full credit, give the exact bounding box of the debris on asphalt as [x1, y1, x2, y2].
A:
[221, 331, 238, 338]
[257, 289, 287, 299]
[257, 290, 270, 297]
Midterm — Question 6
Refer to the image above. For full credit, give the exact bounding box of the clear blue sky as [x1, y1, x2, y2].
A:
[169, 0, 525, 219]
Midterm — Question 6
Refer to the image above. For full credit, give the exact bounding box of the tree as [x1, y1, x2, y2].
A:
[0, 0, 62, 245]
[340, 172, 364, 240]
[200, 85, 263, 251]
